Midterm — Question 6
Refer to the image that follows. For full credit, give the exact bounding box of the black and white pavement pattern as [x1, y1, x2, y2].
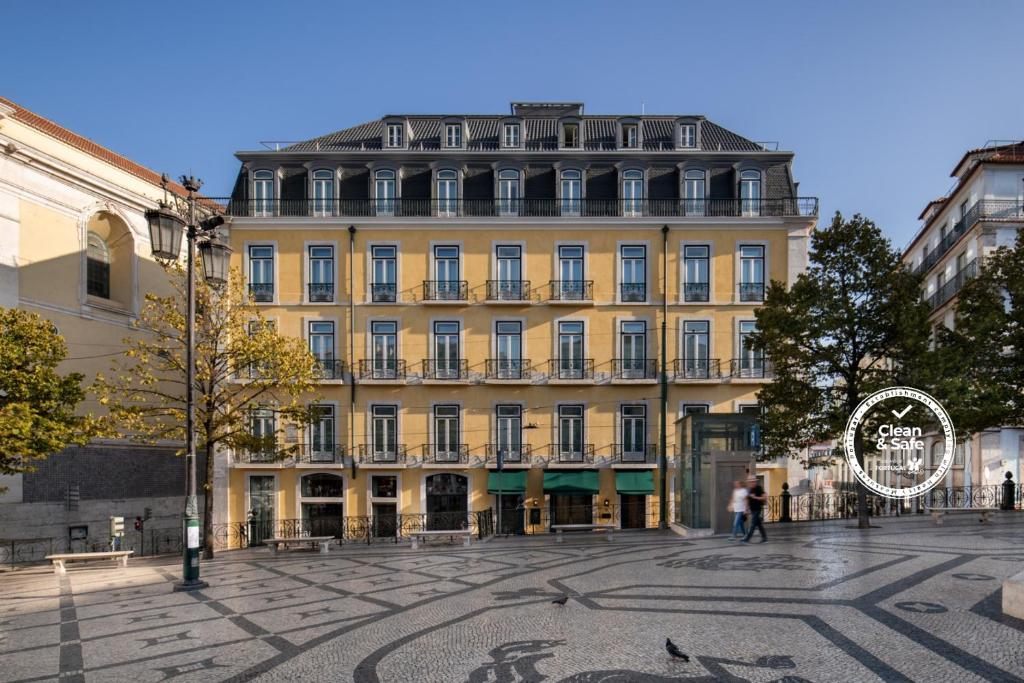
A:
[2, 516, 1024, 682]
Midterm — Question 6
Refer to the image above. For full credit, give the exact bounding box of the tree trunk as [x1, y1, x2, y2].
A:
[203, 439, 216, 559]
[854, 426, 870, 528]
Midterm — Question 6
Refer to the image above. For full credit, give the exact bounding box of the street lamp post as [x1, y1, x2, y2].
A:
[146, 175, 231, 591]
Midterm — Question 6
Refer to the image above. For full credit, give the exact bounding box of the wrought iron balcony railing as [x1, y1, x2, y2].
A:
[620, 283, 647, 302]
[421, 359, 469, 380]
[612, 358, 657, 380]
[357, 444, 408, 464]
[308, 282, 334, 302]
[927, 258, 978, 311]
[358, 359, 407, 380]
[295, 444, 346, 464]
[542, 443, 596, 464]
[729, 357, 773, 379]
[913, 200, 1024, 277]
[423, 280, 468, 301]
[683, 282, 710, 302]
[313, 358, 346, 380]
[673, 358, 722, 379]
[548, 280, 594, 301]
[613, 443, 657, 464]
[371, 282, 397, 303]
[213, 197, 820, 219]
[421, 443, 469, 464]
[248, 283, 274, 302]
[485, 444, 532, 464]
[548, 358, 595, 380]
[486, 280, 531, 301]
[738, 282, 765, 302]
[485, 358, 532, 380]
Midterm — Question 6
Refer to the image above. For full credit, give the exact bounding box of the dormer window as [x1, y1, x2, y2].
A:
[445, 123, 462, 148]
[386, 123, 404, 148]
[680, 124, 696, 148]
[562, 122, 580, 149]
[503, 123, 521, 148]
[436, 169, 459, 217]
[621, 170, 644, 216]
[311, 169, 334, 216]
[622, 124, 639, 149]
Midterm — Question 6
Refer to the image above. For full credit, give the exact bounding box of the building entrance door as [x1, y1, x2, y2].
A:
[425, 473, 468, 530]
[549, 494, 593, 526]
[496, 494, 525, 535]
[372, 502, 397, 538]
[620, 494, 647, 529]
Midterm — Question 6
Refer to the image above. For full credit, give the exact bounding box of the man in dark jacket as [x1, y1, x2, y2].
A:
[742, 476, 767, 543]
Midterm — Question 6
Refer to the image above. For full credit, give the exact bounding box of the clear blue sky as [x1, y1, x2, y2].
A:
[4, 0, 1022, 247]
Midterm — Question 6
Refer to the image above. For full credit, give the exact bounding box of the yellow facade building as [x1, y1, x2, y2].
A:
[218, 102, 817, 539]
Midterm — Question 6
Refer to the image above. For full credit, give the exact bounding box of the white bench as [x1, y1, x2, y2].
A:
[265, 536, 334, 554]
[925, 507, 998, 524]
[45, 551, 133, 575]
[410, 529, 473, 550]
[551, 524, 616, 542]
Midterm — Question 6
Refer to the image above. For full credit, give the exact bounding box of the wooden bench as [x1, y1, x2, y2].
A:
[925, 507, 998, 524]
[265, 536, 334, 555]
[45, 551, 133, 575]
[551, 524, 616, 542]
[410, 529, 473, 550]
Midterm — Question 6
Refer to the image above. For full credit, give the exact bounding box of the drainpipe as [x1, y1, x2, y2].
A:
[659, 225, 669, 529]
[348, 226, 357, 481]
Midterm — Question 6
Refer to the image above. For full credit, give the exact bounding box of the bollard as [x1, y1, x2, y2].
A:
[1002, 472, 1016, 511]
[780, 482, 792, 523]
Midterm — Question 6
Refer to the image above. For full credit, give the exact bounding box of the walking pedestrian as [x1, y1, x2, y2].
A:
[742, 476, 767, 543]
[728, 480, 748, 539]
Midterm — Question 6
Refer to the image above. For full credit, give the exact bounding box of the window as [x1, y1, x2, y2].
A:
[311, 170, 334, 216]
[445, 123, 462, 148]
[558, 405, 585, 460]
[495, 405, 523, 462]
[86, 232, 110, 299]
[739, 404, 761, 416]
[494, 245, 524, 299]
[249, 408, 276, 460]
[308, 405, 335, 460]
[301, 472, 343, 498]
[621, 124, 638, 149]
[308, 246, 334, 302]
[621, 169, 644, 216]
[621, 405, 646, 459]
[433, 405, 461, 461]
[497, 169, 521, 216]
[557, 245, 585, 299]
[557, 321, 585, 379]
[619, 321, 647, 378]
[503, 123, 521, 148]
[433, 321, 461, 378]
[737, 321, 763, 377]
[739, 245, 765, 301]
[560, 170, 582, 216]
[432, 245, 462, 300]
[620, 245, 646, 301]
[960, 200, 969, 220]
[374, 169, 396, 215]
[682, 321, 710, 378]
[495, 321, 523, 378]
[683, 170, 706, 216]
[370, 321, 398, 378]
[682, 404, 709, 416]
[386, 123, 403, 148]
[680, 124, 696, 148]
[308, 321, 336, 378]
[739, 170, 762, 216]
[252, 170, 274, 216]
[683, 245, 710, 302]
[562, 122, 580, 148]
[371, 405, 398, 460]
[436, 169, 458, 216]
[371, 245, 397, 302]
[248, 245, 274, 302]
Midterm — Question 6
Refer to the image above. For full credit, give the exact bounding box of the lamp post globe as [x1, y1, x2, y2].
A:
[145, 206, 185, 260]
[199, 239, 232, 285]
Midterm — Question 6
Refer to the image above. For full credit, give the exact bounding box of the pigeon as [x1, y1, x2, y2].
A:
[551, 595, 569, 606]
[665, 638, 689, 662]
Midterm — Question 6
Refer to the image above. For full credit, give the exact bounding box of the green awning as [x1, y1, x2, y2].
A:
[615, 470, 655, 495]
[487, 470, 527, 494]
[543, 470, 600, 494]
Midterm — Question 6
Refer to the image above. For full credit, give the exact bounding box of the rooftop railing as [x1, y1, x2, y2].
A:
[913, 200, 1023, 277]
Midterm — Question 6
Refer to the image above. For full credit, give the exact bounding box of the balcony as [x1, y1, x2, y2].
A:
[248, 283, 274, 302]
[313, 358, 346, 380]
[358, 359, 407, 380]
[421, 359, 469, 381]
[295, 444, 346, 465]
[729, 357, 773, 379]
[927, 258, 978, 312]
[233, 449, 281, 464]
[620, 283, 647, 302]
[611, 358, 658, 380]
[214, 197, 820, 219]
[548, 358, 595, 381]
[738, 282, 765, 302]
[423, 280, 468, 302]
[486, 280, 531, 302]
[308, 282, 334, 302]
[485, 359, 532, 380]
[485, 444, 532, 465]
[542, 443, 595, 465]
[548, 280, 594, 303]
[683, 282, 710, 302]
[357, 444, 408, 464]
[371, 283, 397, 303]
[613, 443, 657, 464]
[913, 200, 1023, 277]
[422, 444, 469, 464]
[673, 358, 722, 380]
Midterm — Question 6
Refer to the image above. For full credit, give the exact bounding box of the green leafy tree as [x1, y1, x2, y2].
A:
[0, 308, 96, 480]
[749, 212, 931, 527]
[95, 265, 319, 557]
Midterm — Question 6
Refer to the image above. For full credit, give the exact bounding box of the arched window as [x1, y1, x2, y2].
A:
[374, 169, 396, 215]
[436, 169, 458, 216]
[560, 169, 582, 216]
[311, 169, 334, 217]
[87, 231, 110, 298]
[621, 169, 644, 216]
[497, 169, 521, 216]
[252, 170, 275, 217]
[739, 169, 761, 216]
[683, 169, 706, 216]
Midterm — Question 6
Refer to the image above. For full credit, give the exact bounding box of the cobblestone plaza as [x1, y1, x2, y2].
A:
[2, 516, 1024, 682]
